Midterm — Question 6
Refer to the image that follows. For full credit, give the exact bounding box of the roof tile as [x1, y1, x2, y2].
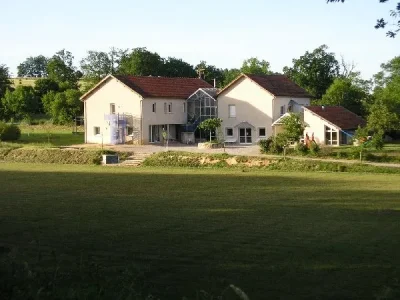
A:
[306, 106, 366, 130]
[114, 75, 212, 99]
[245, 74, 311, 98]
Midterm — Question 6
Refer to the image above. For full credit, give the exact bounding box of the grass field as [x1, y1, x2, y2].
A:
[1, 164, 400, 299]
[0, 125, 84, 147]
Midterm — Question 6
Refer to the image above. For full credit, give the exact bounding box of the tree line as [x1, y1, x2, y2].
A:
[0, 45, 399, 140]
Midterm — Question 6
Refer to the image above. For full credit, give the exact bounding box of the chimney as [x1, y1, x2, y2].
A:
[213, 79, 216, 88]
[322, 105, 325, 110]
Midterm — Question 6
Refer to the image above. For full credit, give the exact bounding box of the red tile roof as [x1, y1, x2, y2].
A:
[245, 74, 311, 98]
[114, 75, 212, 99]
[305, 106, 366, 130]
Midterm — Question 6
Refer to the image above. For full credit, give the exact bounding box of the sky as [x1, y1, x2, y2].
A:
[1, 0, 399, 79]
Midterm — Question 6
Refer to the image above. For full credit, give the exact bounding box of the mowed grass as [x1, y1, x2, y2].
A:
[1, 125, 84, 147]
[1, 164, 400, 299]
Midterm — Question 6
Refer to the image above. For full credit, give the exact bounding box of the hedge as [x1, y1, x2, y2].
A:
[0, 148, 129, 165]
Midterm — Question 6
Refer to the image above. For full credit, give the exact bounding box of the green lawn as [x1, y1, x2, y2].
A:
[1, 164, 400, 299]
[1, 125, 84, 147]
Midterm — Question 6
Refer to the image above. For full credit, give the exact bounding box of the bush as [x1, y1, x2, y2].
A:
[371, 134, 385, 150]
[0, 122, 21, 141]
[309, 142, 320, 155]
[294, 142, 308, 155]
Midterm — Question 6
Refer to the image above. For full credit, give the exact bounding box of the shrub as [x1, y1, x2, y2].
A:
[294, 142, 308, 155]
[371, 133, 385, 150]
[0, 122, 21, 141]
[309, 142, 320, 155]
[258, 134, 286, 154]
[258, 138, 273, 154]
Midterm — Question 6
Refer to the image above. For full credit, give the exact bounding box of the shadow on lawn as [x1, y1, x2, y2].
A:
[1, 168, 400, 299]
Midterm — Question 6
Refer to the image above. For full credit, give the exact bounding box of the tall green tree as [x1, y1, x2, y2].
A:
[283, 45, 340, 99]
[80, 51, 112, 84]
[0, 64, 11, 100]
[328, 0, 400, 37]
[195, 61, 224, 87]
[240, 57, 272, 75]
[222, 68, 241, 86]
[118, 47, 164, 76]
[42, 89, 82, 124]
[47, 49, 80, 90]
[17, 55, 48, 77]
[374, 56, 400, 88]
[319, 78, 368, 115]
[1, 86, 38, 120]
[367, 98, 399, 134]
[162, 57, 196, 77]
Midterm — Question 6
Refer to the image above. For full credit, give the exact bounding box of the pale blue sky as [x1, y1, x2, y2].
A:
[1, 0, 399, 79]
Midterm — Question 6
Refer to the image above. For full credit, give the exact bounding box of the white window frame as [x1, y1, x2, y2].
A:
[110, 103, 116, 114]
[164, 102, 167, 114]
[325, 125, 339, 145]
[94, 126, 100, 135]
[183, 102, 186, 113]
[168, 102, 172, 113]
[228, 104, 236, 118]
[225, 127, 233, 137]
[152, 103, 156, 113]
[258, 127, 266, 138]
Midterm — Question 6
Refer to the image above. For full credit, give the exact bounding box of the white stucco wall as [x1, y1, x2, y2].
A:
[141, 98, 186, 144]
[303, 109, 340, 145]
[217, 76, 311, 144]
[84, 77, 142, 144]
[217, 77, 274, 143]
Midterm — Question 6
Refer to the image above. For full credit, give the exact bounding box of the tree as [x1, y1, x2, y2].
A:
[283, 45, 340, 99]
[118, 47, 164, 76]
[281, 113, 307, 142]
[162, 57, 197, 77]
[80, 51, 112, 84]
[222, 68, 241, 87]
[198, 118, 223, 142]
[367, 99, 399, 134]
[17, 55, 48, 77]
[374, 56, 400, 88]
[319, 78, 368, 115]
[195, 61, 224, 87]
[328, 0, 400, 37]
[34, 78, 60, 98]
[47, 49, 80, 90]
[42, 89, 82, 124]
[0, 64, 11, 100]
[240, 57, 272, 75]
[1, 86, 38, 121]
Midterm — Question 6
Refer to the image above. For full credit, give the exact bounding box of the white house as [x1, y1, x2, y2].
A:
[303, 106, 366, 146]
[81, 73, 366, 147]
[80, 74, 212, 144]
[216, 74, 311, 144]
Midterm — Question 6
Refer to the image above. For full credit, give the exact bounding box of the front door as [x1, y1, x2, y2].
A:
[239, 128, 252, 144]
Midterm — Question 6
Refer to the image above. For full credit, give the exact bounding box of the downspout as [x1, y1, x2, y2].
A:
[271, 96, 276, 136]
[140, 99, 143, 144]
[84, 100, 87, 143]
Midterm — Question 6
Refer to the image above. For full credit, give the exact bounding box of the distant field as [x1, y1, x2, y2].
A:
[1, 164, 400, 299]
[10, 77, 37, 87]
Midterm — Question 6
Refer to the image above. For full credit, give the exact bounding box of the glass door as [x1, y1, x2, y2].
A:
[239, 128, 252, 144]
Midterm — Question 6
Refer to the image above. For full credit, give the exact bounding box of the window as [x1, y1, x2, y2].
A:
[168, 102, 172, 113]
[152, 103, 156, 113]
[325, 125, 338, 145]
[126, 126, 134, 135]
[110, 103, 116, 114]
[280, 105, 285, 116]
[258, 127, 266, 137]
[183, 102, 186, 113]
[228, 105, 236, 118]
[164, 102, 167, 114]
[94, 126, 100, 135]
[226, 127, 233, 137]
